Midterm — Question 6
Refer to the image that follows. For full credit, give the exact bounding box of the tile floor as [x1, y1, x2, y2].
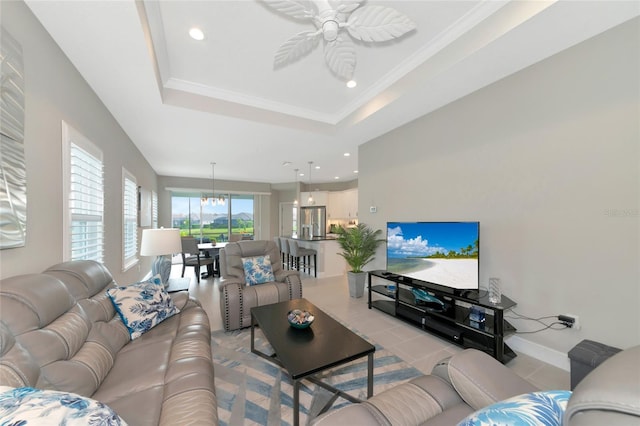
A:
[175, 267, 570, 391]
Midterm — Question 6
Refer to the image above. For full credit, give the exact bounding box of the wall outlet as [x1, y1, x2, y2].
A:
[559, 314, 581, 330]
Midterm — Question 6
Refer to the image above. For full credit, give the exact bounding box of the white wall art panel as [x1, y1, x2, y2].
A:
[0, 28, 26, 249]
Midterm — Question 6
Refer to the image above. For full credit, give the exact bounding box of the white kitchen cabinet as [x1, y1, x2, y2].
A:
[327, 191, 343, 219]
[343, 188, 358, 218]
[326, 189, 358, 219]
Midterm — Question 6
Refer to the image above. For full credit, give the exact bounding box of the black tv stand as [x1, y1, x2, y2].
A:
[367, 270, 517, 363]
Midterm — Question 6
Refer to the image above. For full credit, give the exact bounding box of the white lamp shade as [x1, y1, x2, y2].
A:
[140, 228, 181, 256]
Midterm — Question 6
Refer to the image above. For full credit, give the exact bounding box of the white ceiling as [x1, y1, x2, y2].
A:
[25, 0, 639, 184]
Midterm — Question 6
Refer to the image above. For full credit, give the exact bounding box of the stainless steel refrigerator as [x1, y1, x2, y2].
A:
[300, 206, 326, 238]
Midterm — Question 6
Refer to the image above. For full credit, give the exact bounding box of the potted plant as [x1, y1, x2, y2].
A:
[336, 223, 385, 298]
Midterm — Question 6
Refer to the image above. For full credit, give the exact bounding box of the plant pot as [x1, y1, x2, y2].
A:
[347, 271, 367, 298]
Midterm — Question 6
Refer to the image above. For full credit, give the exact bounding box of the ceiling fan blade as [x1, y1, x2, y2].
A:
[274, 31, 321, 68]
[324, 36, 356, 80]
[261, 0, 317, 20]
[346, 5, 416, 42]
[329, 0, 362, 14]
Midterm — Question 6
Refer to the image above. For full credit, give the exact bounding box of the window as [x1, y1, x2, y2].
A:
[62, 122, 104, 262]
[171, 192, 254, 242]
[292, 205, 298, 236]
[230, 194, 254, 240]
[122, 168, 138, 270]
[151, 190, 158, 228]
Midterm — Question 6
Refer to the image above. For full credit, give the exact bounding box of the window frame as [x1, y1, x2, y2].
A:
[122, 168, 139, 271]
[61, 121, 104, 263]
[151, 190, 158, 228]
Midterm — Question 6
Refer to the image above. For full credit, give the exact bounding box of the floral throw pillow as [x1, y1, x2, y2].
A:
[0, 386, 127, 425]
[142, 274, 163, 287]
[242, 255, 275, 286]
[458, 390, 572, 426]
[107, 279, 180, 340]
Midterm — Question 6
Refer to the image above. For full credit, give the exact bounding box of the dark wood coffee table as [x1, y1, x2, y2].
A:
[250, 298, 375, 426]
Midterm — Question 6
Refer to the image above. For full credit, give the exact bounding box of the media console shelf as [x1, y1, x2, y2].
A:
[367, 270, 517, 363]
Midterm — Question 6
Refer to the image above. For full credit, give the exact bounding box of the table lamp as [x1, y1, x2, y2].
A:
[140, 228, 181, 286]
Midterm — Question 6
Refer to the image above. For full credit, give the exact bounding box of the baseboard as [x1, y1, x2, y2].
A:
[505, 335, 570, 371]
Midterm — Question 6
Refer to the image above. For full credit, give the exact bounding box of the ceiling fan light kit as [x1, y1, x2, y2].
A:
[263, 0, 417, 80]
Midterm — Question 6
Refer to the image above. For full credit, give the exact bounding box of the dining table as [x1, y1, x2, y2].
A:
[197, 241, 228, 278]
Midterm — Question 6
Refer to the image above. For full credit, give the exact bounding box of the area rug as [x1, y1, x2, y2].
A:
[211, 327, 422, 426]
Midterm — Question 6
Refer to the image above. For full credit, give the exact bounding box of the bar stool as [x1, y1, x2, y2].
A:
[273, 237, 283, 268]
[288, 240, 317, 277]
[279, 237, 291, 270]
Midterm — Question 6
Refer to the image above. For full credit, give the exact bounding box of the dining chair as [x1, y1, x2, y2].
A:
[180, 237, 214, 283]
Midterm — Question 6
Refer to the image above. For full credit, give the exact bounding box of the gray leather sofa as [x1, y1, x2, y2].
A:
[0, 260, 218, 426]
[218, 240, 303, 331]
[312, 345, 640, 426]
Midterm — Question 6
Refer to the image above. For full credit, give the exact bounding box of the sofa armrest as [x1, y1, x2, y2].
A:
[277, 272, 303, 299]
[274, 269, 300, 282]
[432, 349, 539, 411]
[168, 291, 199, 311]
[564, 345, 640, 426]
[311, 403, 391, 426]
[218, 278, 245, 291]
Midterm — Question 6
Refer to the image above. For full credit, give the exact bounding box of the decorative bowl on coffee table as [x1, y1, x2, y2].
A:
[287, 309, 315, 329]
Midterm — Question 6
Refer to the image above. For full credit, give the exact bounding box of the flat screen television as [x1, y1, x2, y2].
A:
[386, 222, 479, 292]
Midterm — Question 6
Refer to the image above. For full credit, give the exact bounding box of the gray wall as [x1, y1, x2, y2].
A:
[359, 18, 639, 354]
[0, 1, 157, 284]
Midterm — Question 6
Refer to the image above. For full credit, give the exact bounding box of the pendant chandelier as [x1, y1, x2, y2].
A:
[211, 162, 225, 206]
[202, 162, 225, 207]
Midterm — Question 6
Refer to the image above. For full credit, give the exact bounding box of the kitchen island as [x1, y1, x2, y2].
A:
[283, 235, 346, 278]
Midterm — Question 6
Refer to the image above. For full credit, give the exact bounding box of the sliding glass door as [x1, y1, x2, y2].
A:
[171, 193, 254, 242]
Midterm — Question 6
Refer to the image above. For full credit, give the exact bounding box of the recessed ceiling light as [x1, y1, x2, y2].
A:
[354, 170, 359, 174]
[334, 176, 340, 180]
[315, 165, 320, 169]
[189, 27, 205, 41]
[346, 80, 357, 88]
[343, 152, 350, 157]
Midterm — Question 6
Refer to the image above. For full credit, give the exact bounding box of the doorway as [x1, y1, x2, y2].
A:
[279, 202, 296, 237]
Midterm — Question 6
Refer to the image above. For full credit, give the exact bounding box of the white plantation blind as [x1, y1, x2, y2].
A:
[122, 169, 138, 270]
[62, 121, 104, 263]
[152, 190, 158, 228]
[69, 143, 104, 262]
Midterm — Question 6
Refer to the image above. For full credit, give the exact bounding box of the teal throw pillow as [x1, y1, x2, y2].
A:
[242, 255, 275, 285]
[0, 386, 127, 425]
[458, 390, 571, 426]
[107, 279, 180, 340]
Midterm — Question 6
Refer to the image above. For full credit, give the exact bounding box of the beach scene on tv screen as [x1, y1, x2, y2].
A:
[387, 222, 479, 290]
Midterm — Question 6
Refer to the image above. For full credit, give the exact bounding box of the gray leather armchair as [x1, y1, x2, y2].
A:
[218, 240, 303, 331]
[312, 345, 640, 426]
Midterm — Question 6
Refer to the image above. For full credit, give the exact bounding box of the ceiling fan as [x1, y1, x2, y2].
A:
[262, 0, 416, 81]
